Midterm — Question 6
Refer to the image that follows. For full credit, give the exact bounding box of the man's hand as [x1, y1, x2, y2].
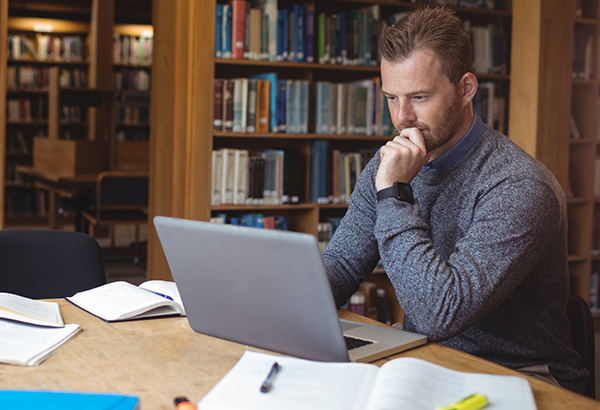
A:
[376, 127, 431, 190]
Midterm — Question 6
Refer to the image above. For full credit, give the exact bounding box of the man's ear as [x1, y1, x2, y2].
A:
[460, 72, 478, 106]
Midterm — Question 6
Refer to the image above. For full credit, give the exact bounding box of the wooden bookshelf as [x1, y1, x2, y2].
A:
[2, 12, 91, 224]
[0, 0, 152, 225]
[569, 0, 600, 325]
[147, 0, 514, 325]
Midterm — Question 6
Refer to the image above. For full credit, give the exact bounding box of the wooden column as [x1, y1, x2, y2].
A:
[0, 0, 7, 229]
[147, 0, 215, 280]
[88, 0, 114, 160]
[508, 0, 576, 191]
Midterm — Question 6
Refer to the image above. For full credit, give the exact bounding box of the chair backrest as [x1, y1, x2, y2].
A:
[95, 171, 149, 214]
[0, 229, 106, 299]
[566, 294, 596, 399]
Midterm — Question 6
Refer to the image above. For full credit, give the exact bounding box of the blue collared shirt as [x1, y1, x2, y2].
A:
[422, 112, 487, 172]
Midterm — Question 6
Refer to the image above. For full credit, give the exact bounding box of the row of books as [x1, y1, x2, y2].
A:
[6, 66, 49, 90]
[344, 282, 393, 325]
[7, 33, 86, 62]
[422, 0, 497, 8]
[116, 130, 150, 142]
[114, 68, 151, 91]
[213, 75, 394, 136]
[6, 98, 47, 122]
[214, 1, 509, 73]
[315, 80, 392, 137]
[211, 213, 288, 230]
[211, 147, 302, 206]
[572, 29, 594, 81]
[214, 76, 309, 134]
[310, 141, 377, 204]
[6, 131, 31, 155]
[472, 82, 506, 134]
[317, 218, 341, 251]
[113, 34, 153, 66]
[60, 105, 84, 124]
[465, 21, 509, 75]
[215, 1, 384, 67]
[118, 106, 150, 125]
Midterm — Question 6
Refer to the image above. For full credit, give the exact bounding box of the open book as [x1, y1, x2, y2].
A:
[66, 280, 185, 322]
[198, 351, 537, 410]
[0, 293, 80, 366]
[0, 292, 65, 327]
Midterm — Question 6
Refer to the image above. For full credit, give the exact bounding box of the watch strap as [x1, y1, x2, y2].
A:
[376, 182, 414, 204]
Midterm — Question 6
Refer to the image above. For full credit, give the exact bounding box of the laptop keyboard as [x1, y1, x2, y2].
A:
[344, 335, 373, 350]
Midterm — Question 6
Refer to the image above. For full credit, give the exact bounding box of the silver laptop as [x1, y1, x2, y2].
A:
[154, 216, 426, 363]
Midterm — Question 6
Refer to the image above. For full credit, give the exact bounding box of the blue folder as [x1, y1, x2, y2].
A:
[0, 390, 139, 409]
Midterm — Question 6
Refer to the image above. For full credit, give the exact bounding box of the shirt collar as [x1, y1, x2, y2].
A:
[422, 112, 486, 172]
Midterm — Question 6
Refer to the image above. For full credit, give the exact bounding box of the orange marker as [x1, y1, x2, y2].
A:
[174, 396, 197, 410]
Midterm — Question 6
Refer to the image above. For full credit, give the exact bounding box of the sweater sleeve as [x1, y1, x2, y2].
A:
[375, 176, 564, 341]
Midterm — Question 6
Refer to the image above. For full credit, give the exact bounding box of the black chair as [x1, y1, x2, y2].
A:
[0, 229, 106, 299]
[81, 171, 149, 263]
[566, 294, 596, 399]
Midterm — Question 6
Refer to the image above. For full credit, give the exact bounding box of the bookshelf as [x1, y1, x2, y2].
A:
[568, 0, 600, 321]
[0, 0, 152, 226]
[3, 15, 90, 224]
[147, 0, 515, 323]
[112, 23, 152, 172]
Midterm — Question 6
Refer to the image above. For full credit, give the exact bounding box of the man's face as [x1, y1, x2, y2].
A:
[381, 50, 466, 154]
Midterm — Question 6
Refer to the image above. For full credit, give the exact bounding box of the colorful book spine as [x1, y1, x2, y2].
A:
[215, 3, 223, 58]
[294, 4, 305, 62]
[222, 4, 233, 59]
[231, 0, 247, 59]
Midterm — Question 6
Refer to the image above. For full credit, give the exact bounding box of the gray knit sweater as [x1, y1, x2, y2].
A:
[322, 127, 588, 393]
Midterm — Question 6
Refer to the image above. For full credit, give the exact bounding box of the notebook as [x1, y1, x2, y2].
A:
[153, 216, 427, 363]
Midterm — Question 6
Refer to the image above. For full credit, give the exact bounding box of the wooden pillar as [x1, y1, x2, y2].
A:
[508, 0, 575, 191]
[0, 0, 7, 229]
[147, 0, 215, 280]
[88, 0, 114, 150]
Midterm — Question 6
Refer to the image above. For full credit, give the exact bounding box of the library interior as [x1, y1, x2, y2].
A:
[1, 0, 600, 408]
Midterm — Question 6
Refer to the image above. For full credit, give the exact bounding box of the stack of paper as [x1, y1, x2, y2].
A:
[0, 293, 80, 366]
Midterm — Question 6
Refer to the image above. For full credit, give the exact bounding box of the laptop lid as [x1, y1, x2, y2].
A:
[154, 216, 426, 363]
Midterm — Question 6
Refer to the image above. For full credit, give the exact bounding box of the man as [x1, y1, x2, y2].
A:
[322, 7, 588, 393]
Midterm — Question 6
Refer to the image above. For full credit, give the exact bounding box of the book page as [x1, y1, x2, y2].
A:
[0, 293, 64, 327]
[198, 351, 378, 410]
[367, 358, 537, 410]
[138, 280, 185, 314]
[66, 281, 183, 321]
[0, 320, 80, 366]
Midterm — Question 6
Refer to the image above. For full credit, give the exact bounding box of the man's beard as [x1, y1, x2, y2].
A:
[395, 91, 464, 153]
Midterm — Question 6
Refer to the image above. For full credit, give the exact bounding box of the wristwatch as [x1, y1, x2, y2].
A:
[376, 182, 414, 204]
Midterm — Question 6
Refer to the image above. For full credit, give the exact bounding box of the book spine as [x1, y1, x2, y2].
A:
[285, 80, 296, 134]
[223, 79, 234, 132]
[294, 4, 305, 63]
[213, 79, 224, 132]
[257, 80, 271, 133]
[231, 0, 247, 60]
[222, 4, 233, 59]
[246, 79, 258, 133]
[277, 80, 287, 133]
[305, 4, 315, 63]
[265, 0, 278, 61]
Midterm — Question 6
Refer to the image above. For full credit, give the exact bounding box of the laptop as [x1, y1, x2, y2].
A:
[154, 216, 426, 363]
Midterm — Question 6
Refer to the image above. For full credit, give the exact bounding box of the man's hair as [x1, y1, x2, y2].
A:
[378, 7, 473, 84]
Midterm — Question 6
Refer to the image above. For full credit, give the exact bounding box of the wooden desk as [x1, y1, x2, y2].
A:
[15, 166, 97, 230]
[1, 300, 597, 410]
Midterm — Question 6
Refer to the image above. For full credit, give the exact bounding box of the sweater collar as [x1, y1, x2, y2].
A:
[422, 112, 486, 172]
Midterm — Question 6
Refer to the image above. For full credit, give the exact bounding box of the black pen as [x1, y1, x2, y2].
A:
[260, 362, 280, 393]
